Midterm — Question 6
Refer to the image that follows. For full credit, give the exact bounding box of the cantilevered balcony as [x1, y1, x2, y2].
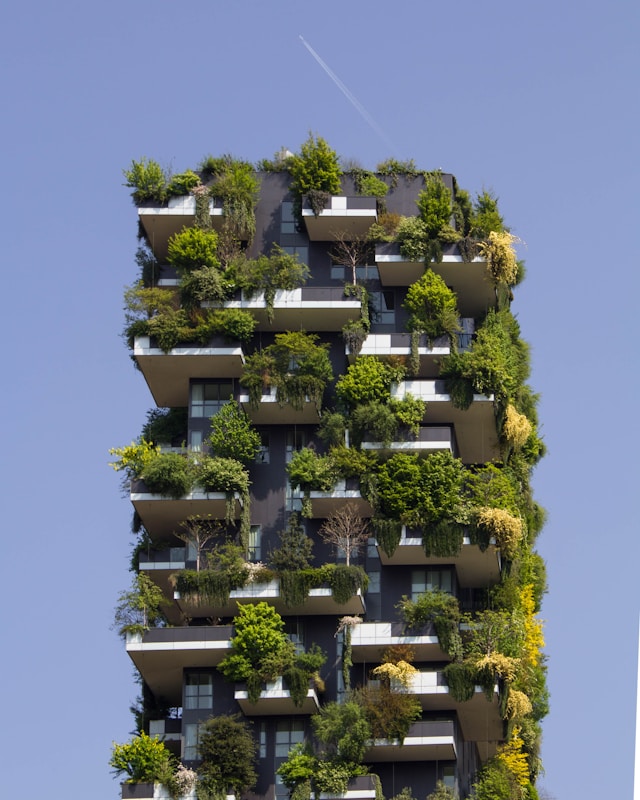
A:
[365, 719, 457, 762]
[375, 243, 495, 317]
[126, 627, 233, 704]
[302, 195, 377, 240]
[131, 480, 242, 539]
[314, 776, 378, 800]
[362, 426, 457, 458]
[348, 324, 474, 377]
[138, 195, 224, 261]
[122, 785, 233, 800]
[392, 380, 498, 464]
[205, 287, 362, 331]
[350, 621, 447, 663]
[309, 481, 373, 518]
[239, 386, 322, 424]
[401, 672, 502, 754]
[173, 578, 366, 619]
[376, 533, 501, 587]
[134, 336, 245, 407]
[235, 676, 320, 715]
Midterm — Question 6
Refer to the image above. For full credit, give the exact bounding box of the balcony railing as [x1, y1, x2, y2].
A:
[350, 621, 447, 663]
[361, 425, 457, 458]
[365, 719, 457, 762]
[235, 676, 321, 715]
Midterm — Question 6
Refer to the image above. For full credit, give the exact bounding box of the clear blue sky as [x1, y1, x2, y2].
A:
[1, 2, 638, 798]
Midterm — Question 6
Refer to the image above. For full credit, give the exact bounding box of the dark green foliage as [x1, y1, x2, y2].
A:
[372, 517, 403, 557]
[277, 743, 316, 789]
[471, 759, 522, 800]
[327, 445, 377, 482]
[471, 191, 505, 237]
[350, 401, 398, 446]
[279, 569, 320, 607]
[241, 332, 333, 411]
[179, 266, 230, 310]
[421, 519, 465, 557]
[141, 453, 193, 498]
[397, 591, 462, 657]
[208, 401, 261, 464]
[375, 452, 463, 527]
[269, 514, 314, 572]
[417, 173, 454, 239]
[141, 407, 187, 446]
[209, 158, 260, 243]
[174, 562, 248, 607]
[146, 308, 190, 352]
[232, 245, 310, 322]
[197, 715, 257, 796]
[396, 216, 429, 262]
[287, 448, 337, 492]
[211, 308, 257, 342]
[197, 456, 250, 495]
[443, 661, 477, 701]
[312, 701, 371, 763]
[352, 169, 389, 199]
[113, 573, 168, 636]
[318, 411, 347, 447]
[278, 564, 368, 608]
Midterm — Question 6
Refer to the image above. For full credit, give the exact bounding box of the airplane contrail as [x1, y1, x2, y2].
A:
[299, 35, 398, 155]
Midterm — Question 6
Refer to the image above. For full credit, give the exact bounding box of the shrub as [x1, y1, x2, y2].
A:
[502, 404, 533, 449]
[165, 169, 201, 197]
[146, 308, 190, 352]
[109, 440, 160, 481]
[336, 356, 401, 408]
[287, 448, 337, 492]
[396, 216, 429, 262]
[141, 408, 188, 446]
[208, 401, 261, 464]
[471, 191, 505, 238]
[179, 265, 230, 309]
[212, 307, 256, 342]
[269, 514, 314, 571]
[234, 245, 310, 321]
[290, 133, 342, 207]
[141, 453, 193, 498]
[167, 226, 220, 275]
[123, 158, 166, 204]
[197, 455, 250, 496]
[350, 401, 398, 446]
[110, 731, 175, 783]
[404, 269, 460, 344]
[417, 173, 453, 239]
[197, 715, 258, 796]
[113, 573, 168, 636]
[477, 507, 523, 558]
[312, 700, 371, 763]
[479, 231, 520, 285]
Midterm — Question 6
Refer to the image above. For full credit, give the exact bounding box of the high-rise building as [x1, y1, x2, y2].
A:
[113, 139, 546, 800]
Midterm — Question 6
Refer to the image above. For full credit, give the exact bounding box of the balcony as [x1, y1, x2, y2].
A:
[126, 627, 233, 704]
[350, 621, 447, 663]
[131, 481, 242, 538]
[308, 481, 372, 518]
[392, 380, 498, 464]
[134, 336, 245, 407]
[402, 672, 502, 753]
[173, 578, 366, 618]
[362, 426, 457, 458]
[235, 676, 320, 715]
[376, 533, 501, 587]
[239, 386, 322, 424]
[314, 776, 379, 800]
[302, 195, 377, 240]
[348, 324, 474, 377]
[205, 287, 362, 331]
[375, 243, 495, 317]
[365, 719, 456, 762]
[138, 195, 224, 261]
[121, 785, 233, 800]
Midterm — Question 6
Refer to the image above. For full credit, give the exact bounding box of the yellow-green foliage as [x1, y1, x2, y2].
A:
[479, 231, 519, 285]
[109, 440, 160, 478]
[475, 652, 520, 683]
[372, 660, 418, 689]
[502, 404, 532, 449]
[520, 584, 545, 669]
[496, 729, 530, 787]
[478, 507, 523, 558]
[506, 689, 533, 720]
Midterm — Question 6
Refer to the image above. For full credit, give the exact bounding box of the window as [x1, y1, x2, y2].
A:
[286, 430, 308, 462]
[411, 568, 453, 600]
[275, 720, 305, 757]
[255, 432, 270, 464]
[259, 722, 267, 758]
[190, 382, 233, 418]
[247, 526, 261, 561]
[184, 673, 213, 710]
[190, 430, 203, 452]
[367, 571, 381, 594]
[280, 201, 296, 235]
[330, 264, 380, 282]
[370, 290, 395, 325]
[284, 619, 304, 653]
[442, 765, 456, 789]
[282, 244, 309, 265]
[183, 722, 202, 760]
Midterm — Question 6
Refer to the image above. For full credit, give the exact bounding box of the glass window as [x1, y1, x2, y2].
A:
[286, 430, 308, 462]
[367, 572, 381, 593]
[259, 722, 267, 758]
[255, 432, 270, 464]
[247, 526, 261, 562]
[190, 382, 233, 418]
[411, 568, 453, 600]
[370, 290, 395, 325]
[285, 620, 304, 653]
[184, 673, 213, 710]
[275, 720, 305, 757]
[183, 722, 201, 760]
[442, 765, 456, 789]
[280, 201, 296, 235]
[282, 245, 309, 265]
[190, 430, 203, 452]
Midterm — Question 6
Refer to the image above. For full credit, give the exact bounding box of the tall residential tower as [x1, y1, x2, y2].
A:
[112, 140, 546, 800]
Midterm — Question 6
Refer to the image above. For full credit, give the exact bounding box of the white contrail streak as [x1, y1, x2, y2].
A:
[299, 35, 398, 155]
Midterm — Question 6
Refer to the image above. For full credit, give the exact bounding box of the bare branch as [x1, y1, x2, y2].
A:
[319, 502, 370, 566]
